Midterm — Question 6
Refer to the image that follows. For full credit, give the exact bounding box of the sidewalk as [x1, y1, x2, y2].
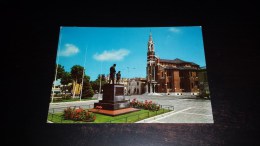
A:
[135, 110, 175, 123]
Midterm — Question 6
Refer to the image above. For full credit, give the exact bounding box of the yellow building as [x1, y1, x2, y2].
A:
[71, 81, 82, 96]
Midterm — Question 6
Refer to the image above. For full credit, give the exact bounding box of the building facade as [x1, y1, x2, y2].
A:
[127, 78, 146, 95]
[198, 66, 210, 98]
[146, 33, 200, 95]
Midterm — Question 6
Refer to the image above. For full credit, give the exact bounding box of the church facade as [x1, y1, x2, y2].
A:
[146, 33, 200, 95]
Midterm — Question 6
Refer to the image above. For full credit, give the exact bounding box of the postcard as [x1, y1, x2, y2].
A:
[47, 26, 213, 123]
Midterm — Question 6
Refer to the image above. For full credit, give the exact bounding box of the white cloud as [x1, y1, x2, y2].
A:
[169, 28, 181, 33]
[93, 49, 130, 61]
[59, 44, 80, 57]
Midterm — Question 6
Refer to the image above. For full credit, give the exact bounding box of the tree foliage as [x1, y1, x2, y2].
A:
[90, 74, 108, 93]
[60, 72, 72, 85]
[60, 72, 72, 94]
[70, 65, 84, 83]
[82, 75, 94, 98]
[56, 64, 65, 79]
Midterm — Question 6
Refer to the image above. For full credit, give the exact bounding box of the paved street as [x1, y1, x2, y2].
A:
[48, 94, 214, 123]
[126, 94, 213, 123]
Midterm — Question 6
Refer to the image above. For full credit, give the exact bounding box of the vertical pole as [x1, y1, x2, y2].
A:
[127, 67, 129, 95]
[99, 61, 103, 99]
[51, 27, 62, 103]
[79, 47, 88, 101]
[79, 70, 84, 101]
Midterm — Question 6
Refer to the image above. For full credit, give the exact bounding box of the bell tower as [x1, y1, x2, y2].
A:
[146, 32, 157, 93]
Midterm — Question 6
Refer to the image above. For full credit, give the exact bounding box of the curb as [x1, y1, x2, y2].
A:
[50, 100, 99, 105]
[135, 110, 175, 123]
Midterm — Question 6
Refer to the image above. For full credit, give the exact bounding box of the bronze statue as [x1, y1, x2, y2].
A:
[116, 71, 121, 84]
[109, 64, 116, 84]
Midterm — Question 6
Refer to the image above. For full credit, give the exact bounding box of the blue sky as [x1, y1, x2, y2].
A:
[55, 26, 206, 81]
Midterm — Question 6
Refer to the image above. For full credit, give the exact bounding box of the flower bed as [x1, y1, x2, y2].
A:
[95, 105, 103, 112]
[63, 107, 96, 122]
[130, 98, 160, 111]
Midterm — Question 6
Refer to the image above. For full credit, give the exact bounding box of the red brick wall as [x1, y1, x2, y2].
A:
[173, 71, 181, 92]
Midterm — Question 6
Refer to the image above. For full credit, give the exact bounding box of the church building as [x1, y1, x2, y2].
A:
[146, 33, 200, 95]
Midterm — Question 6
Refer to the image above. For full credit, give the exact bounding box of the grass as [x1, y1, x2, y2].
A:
[48, 109, 171, 123]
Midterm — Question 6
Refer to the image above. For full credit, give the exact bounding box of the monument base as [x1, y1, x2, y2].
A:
[89, 108, 140, 116]
[94, 84, 130, 110]
[94, 100, 130, 110]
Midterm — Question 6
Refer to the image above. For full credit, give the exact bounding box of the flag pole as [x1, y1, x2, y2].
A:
[51, 27, 62, 103]
[80, 46, 88, 101]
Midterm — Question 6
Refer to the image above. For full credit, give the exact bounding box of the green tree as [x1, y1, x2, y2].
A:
[71, 65, 84, 83]
[82, 75, 94, 99]
[90, 74, 108, 93]
[70, 65, 84, 98]
[60, 72, 72, 94]
[99, 74, 106, 81]
[56, 64, 65, 79]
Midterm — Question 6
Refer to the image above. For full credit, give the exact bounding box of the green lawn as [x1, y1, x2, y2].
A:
[48, 109, 171, 123]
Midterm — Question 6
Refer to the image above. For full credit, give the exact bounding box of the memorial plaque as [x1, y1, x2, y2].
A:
[115, 87, 124, 96]
[94, 84, 130, 110]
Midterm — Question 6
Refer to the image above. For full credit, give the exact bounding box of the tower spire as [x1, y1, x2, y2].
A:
[146, 30, 157, 94]
[148, 30, 154, 52]
[149, 29, 153, 42]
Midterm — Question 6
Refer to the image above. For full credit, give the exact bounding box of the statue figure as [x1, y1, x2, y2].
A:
[109, 64, 116, 84]
[116, 71, 121, 84]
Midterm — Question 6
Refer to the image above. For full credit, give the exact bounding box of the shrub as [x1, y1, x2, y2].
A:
[63, 107, 96, 122]
[53, 98, 62, 102]
[95, 106, 103, 112]
[130, 98, 160, 111]
[64, 107, 74, 120]
[54, 93, 62, 97]
[62, 94, 72, 100]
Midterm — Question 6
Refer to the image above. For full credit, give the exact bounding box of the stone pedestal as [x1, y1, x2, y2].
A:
[94, 84, 130, 110]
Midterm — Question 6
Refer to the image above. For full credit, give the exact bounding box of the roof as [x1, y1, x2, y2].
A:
[159, 58, 199, 66]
